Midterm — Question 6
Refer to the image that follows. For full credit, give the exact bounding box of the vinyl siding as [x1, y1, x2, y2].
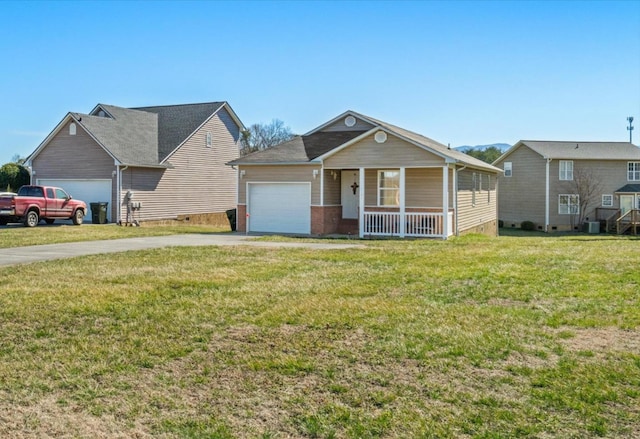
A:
[237, 165, 321, 205]
[323, 169, 341, 205]
[120, 107, 241, 221]
[457, 169, 498, 233]
[324, 133, 445, 168]
[321, 117, 374, 132]
[495, 145, 546, 226]
[549, 159, 632, 228]
[31, 120, 118, 219]
[363, 168, 453, 207]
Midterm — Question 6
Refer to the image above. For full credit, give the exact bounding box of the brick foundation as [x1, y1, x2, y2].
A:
[237, 204, 246, 232]
[460, 219, 498, 237]
[311, 206, 342, 235]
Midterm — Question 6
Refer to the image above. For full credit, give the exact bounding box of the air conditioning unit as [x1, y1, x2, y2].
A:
[584, 221, 600, 234]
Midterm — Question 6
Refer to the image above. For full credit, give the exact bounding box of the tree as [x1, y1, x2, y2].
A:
[0, 162, 30, 192]
[240, 119, 295, 156]
[570, 167, 604, 228]
[462, 146, 503, 164]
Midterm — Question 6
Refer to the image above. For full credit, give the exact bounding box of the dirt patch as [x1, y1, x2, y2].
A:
[558, 327, 640, 354]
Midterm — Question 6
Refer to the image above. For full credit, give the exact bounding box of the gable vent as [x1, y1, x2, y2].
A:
[344, 115, 356, 127]
[374, 131, 387, 143]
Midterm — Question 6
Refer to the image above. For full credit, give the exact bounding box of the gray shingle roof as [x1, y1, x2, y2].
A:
[615, 184, 640, 193]
[70, 102, 227, 166]
[230, 111, 500, 172]
[518, 140, 640, 160]
[228, 131, 365, 164]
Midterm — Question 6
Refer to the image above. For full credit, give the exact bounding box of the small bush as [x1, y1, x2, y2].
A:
[521, 221, 535, 231]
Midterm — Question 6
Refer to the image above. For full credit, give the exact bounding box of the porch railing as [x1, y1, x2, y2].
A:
[363, 211, 453, 238]
[616, 209, 640, 235]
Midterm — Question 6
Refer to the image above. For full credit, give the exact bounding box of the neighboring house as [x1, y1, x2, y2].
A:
[493, 140, 640, 233]
[227, 111, 500, 239]
[27, 102, 244, 224]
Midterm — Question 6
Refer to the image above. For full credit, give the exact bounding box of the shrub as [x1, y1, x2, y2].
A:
[521, 221, 535, 231]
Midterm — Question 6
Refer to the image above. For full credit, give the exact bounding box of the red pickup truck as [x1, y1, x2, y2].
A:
[0, 185, 87, 227]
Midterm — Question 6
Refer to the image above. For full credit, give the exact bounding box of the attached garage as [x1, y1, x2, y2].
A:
[37, 179, 112, 223]
[247, 183, 311, 234]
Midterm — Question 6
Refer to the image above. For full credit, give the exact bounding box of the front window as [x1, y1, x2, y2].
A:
[559, 194, 579, 215]
[602, 194, 613, 207]
[559, 160, 573, 180]
[378, 170, 399, 206]
[628, 162, 640, 181]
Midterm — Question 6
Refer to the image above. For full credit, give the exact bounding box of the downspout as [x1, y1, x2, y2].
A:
[118, 165, 128, 225]
[545, 157, 551, 232]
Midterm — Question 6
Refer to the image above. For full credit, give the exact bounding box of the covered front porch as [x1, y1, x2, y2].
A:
[322, 166, 455, 239]
[595, 186, 640, 234]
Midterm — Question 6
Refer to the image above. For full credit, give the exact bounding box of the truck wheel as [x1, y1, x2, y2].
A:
[72, 209, 84, 225]
[24, 210, 39, 227]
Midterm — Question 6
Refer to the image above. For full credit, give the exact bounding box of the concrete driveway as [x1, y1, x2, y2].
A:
[0, 234, 364, 267]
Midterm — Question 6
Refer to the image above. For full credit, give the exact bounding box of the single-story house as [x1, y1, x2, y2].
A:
[27, 102, 244, 224]
[227, 111, 501, 239]
[493, 140, 640, 233]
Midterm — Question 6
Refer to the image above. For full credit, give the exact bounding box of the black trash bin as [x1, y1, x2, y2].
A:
[225, 208, 237, 231]
[90, 202, 109, 224]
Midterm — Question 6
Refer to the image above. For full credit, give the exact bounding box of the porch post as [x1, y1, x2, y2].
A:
[358, 167, 365, 238]
[399, 167, 406, 237]
[442, 165, 449, 238]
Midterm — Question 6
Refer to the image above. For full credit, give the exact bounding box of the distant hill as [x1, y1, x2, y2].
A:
[454, 143, 511, 153]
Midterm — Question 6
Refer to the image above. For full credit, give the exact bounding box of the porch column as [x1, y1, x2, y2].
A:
[399, 167, 406, 237]
[358, 167, 365, 238]
[442, 165, 449, 238]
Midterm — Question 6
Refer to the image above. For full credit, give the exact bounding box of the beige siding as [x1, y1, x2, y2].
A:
[495, 145, 546, 226]
[549, 159, 631, 229]
[323, 169, 341, 205]
[321, 117, 374, 132]
[120, 108, 241, 222]
[457, 169, 498, 233]
[324, 133, 445, 168]
[32, 120, 118, 219]
[237, 164, 321, 205]
[362, 168, 453, 207]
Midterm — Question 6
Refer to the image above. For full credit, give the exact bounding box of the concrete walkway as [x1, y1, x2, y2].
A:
[0, 234, 364, 267]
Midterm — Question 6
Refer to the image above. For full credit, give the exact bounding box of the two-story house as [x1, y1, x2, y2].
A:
[494, 140, 640, 233]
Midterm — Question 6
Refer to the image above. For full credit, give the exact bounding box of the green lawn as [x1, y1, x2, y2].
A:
[0, 232, 638, 438]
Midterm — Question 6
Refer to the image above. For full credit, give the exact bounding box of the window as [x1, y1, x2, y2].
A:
[559, 160, 573, 180]
[206, 131, 212, 148]
[559, 194, 579, 215]
[504, 162, 512, 177]
[378, 170, 399, 206]
[628, 162, 640, 181]
[602, 194, 613, 207]
[69, 123, 76, 136]
[55, 188, 68, 199]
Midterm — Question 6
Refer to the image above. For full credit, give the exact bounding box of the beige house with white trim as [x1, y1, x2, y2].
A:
[228, 111, 500, 239]
[494, 140, 640, 232]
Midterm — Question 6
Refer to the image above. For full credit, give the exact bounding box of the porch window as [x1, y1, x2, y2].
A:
[628, 162, 640, 181]
[559, 194, 579, 215]
[559, 160, 573, 180]
[378, 170, 400, 206]
[602, 194, 613, 207]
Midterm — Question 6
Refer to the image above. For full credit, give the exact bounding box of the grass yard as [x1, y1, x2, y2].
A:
[0, 232, 638, 438]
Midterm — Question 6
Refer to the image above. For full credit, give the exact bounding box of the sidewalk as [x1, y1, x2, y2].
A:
[0, 234, 363, 267]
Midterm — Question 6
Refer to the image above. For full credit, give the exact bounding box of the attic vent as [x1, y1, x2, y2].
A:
[69, 123, 76, 136]
[344, 116, 356, 127]
[98, 110, 106, 117]
[374, 131, 387, 143]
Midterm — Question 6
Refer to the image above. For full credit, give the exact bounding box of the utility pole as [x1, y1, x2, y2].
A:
[628, 116, 634, 143]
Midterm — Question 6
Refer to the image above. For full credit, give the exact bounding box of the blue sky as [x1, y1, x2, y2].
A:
[1, 0, 638, 164]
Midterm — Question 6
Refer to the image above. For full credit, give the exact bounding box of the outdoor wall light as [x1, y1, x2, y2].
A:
[313, 169, 319, 179]
[240, 170, 246, 178]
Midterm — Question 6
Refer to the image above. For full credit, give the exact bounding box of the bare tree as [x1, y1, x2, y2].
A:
[240, 119, 295, 156]
[571, 167, 604, 227]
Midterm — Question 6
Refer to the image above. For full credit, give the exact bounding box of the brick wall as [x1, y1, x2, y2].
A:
[311, 206, 342, 235]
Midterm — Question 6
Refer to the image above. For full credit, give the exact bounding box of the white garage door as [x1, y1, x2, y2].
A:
[248, 183, 311, 234]
[37, 179, 112, 223]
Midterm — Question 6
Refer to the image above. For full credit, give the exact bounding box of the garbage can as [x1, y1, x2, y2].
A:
[225, 208, 237, 231]
[90, 202, 109, 224]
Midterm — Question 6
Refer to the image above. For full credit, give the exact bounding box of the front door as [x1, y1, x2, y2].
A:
[620, 194, 636, 215]
[341, 170, 360, 219]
